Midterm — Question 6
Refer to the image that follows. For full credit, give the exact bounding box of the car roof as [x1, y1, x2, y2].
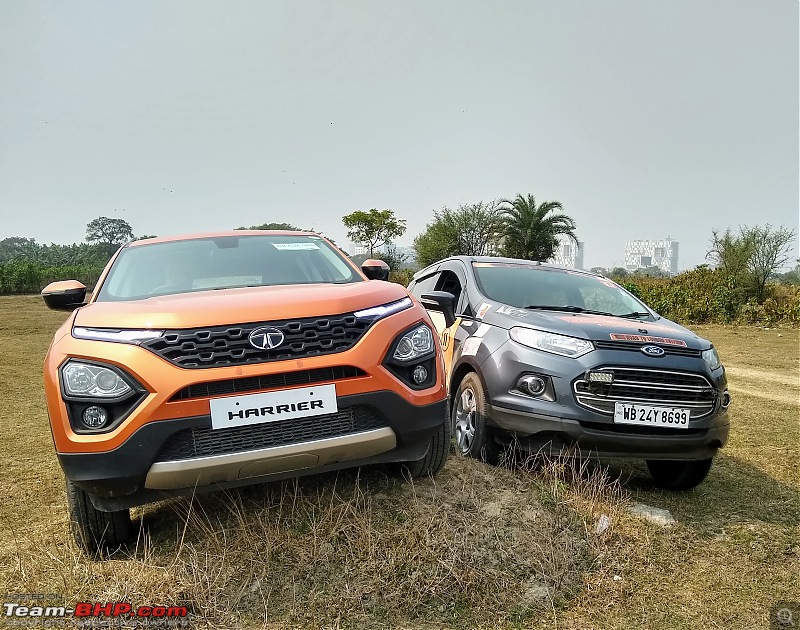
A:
[126, 230, 320, 248]
[413, 256, 601, 279]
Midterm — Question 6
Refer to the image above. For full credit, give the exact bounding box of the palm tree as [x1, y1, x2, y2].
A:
[499, 194, 578, 261]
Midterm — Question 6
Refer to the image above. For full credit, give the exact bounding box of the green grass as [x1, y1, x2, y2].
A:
[0, 296, 797, 628]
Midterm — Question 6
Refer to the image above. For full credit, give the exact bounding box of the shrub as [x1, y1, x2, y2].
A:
[622, 268, 799, 326]
[0, 262, 103, 295]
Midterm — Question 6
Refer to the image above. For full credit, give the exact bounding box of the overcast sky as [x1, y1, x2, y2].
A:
[1, 0, 797, 270]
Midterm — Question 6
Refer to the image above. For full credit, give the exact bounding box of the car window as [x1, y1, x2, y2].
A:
[434, 271, 463, 306]
[578, 285, 638, 314]
[96, 235, 361, 301]
[472, 262, 648, 316]
[409, 272, 439, 299]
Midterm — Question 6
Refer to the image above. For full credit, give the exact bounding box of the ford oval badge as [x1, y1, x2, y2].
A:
[641, 345, 665, 357]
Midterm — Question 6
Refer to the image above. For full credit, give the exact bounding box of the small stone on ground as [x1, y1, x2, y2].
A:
[626, 503, 676, 527]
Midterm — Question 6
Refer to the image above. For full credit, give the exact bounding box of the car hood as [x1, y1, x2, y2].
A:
[74, 282, 410, 329]
[483, 307, 708, 350]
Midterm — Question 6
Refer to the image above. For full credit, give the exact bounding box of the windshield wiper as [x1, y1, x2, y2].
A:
[523, 305, 616, 316]
[617, 311, 652, 319]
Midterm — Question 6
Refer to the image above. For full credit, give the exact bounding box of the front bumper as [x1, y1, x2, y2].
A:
[489, 404, 729, 459]
[476, 339, 730, 459]
[58, 391, 447, 511]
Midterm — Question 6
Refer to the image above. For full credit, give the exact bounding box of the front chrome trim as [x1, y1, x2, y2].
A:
[580, 366, 714, 385]
[145, 427, 396, 490]
[573, 366, 717, 420]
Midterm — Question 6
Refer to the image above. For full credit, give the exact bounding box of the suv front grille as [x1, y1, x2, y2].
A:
[155, 406, 388, 462]
[142, 313, 371, 368]
[573, 367, 717, 419]
[593, 340, 701, 358]
[170, 366, 366, 401]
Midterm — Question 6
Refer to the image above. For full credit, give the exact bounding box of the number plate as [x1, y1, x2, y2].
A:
[210, 384, 337, 430]
[613, 403, 691, 429]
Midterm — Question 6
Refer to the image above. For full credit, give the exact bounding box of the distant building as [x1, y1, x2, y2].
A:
[350, 243, 390, 256]
[549, 239, 585, 269]
[392, 245, 417, 267]
[624, 238, 679, 275]
[349, 242, 416, 267]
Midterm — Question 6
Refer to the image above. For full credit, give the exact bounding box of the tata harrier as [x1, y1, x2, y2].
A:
[42, 231, 449, 553]
[409, 256, 730, 490]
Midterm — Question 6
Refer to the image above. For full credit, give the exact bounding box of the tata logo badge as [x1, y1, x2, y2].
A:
[249, 327, 285, 350]
[641, 345, 665, 357]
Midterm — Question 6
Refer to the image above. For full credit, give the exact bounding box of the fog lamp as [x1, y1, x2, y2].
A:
[412, 365, 428, 385]
[82, 405, 109, 429]
[517, 375, 546, 396]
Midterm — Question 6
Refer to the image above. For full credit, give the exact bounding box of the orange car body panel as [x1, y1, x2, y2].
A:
[45, 232, 446, 456]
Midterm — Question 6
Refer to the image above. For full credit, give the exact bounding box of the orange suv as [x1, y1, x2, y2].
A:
[42, 231, 449, 553]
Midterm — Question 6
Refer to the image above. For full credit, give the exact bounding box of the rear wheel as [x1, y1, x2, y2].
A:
[646, 458, 714, 490]
[452, 372, 502, 465]
[67, 480, 133, 554]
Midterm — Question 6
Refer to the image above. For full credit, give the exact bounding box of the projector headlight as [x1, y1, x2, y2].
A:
[62, 361, 133, 398]
[392, 324, 434, 362]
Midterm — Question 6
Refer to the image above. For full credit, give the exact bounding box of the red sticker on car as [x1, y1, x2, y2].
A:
[609, 333, 688, 347]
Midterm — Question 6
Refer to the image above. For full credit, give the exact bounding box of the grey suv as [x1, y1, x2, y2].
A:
[409, 256, 730, 490]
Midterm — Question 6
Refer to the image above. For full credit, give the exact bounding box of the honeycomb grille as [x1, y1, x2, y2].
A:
[142, 313, 372, 368]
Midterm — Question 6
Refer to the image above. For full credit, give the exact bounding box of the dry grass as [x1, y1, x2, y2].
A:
[5, 461, 598, 628]
[0, 296, 797, 629]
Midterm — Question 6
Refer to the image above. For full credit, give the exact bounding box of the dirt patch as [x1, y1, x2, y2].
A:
[725, 364, 799, 405]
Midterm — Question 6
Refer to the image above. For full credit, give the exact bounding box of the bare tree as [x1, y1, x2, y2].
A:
[747, 225, 797, 301]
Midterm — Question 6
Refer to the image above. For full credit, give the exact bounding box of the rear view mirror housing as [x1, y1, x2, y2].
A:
[361, 259, 390, 281]
[41, 280, 87, 311]
[420, 291, 456, 327]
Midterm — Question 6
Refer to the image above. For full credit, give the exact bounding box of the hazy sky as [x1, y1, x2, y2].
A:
[1, 0, 798, 270]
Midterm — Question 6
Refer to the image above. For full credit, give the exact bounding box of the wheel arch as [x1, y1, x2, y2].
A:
[449, 359, 491, 408]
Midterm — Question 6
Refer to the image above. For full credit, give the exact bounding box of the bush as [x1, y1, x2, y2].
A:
[622, 268, 799, 326]
[0, 262, 103, 295]
[388, 269, 414, 286]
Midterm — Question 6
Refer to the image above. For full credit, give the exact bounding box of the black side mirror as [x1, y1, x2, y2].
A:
[361, 259, 390, 281]
[420, 291, 456, 327]
[41, 280, 87, 311]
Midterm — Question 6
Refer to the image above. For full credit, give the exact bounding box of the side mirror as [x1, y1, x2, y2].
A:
[361, 259, 390, 281]
[41, 280, 87, 311]
[420, 291, 456, 327]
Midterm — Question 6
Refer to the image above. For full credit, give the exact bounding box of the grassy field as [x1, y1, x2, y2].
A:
[0, 296, 797, 629]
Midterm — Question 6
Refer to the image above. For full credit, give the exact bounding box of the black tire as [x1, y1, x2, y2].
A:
[452, 372, 502, 465]
[646, 458, 714, 491]
[398, 406, 451, 479]
[67, 480, 133, 554]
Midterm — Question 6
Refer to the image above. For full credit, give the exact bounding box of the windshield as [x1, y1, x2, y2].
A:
[96, 234, 361, 301]
[472, 262, 652, 318]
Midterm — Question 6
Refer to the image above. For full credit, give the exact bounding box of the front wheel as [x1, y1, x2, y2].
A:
[452, 372, 502, 465]
[67, 480, 133, 554]
[646, 458, 714, 490]
[397, 407, 451, 479]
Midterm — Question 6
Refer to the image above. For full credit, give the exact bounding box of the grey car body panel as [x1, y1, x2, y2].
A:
[410, 256, 730, 460]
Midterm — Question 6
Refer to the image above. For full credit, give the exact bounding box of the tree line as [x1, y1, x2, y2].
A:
[1, 206, 797, 327]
